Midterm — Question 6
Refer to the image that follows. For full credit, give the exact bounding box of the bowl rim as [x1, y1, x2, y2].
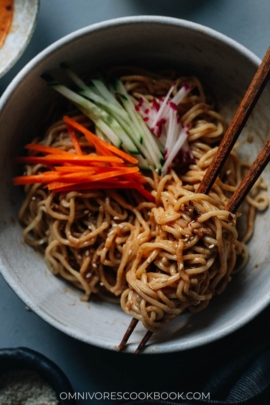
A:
[0, 15, 267, 353]
[0, 0, 40, 78]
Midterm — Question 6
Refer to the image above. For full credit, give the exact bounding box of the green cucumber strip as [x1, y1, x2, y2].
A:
[61, 65, 130, 123]
[80, 89, 128, 122]
[92, 78, 123, 108]
[79, 106, 121, 147]
[95, 127, 109, 142]
[45, 79, 139, 155]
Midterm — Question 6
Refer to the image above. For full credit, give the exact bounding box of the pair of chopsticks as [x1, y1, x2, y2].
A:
[118, 47, 270, 354]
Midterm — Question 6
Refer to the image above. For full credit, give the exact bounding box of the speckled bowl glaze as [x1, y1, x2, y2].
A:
[0, 16, 270, 353]
[0, 0, 39, 77]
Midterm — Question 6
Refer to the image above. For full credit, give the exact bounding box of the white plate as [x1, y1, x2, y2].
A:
[0, 0, 39, 77]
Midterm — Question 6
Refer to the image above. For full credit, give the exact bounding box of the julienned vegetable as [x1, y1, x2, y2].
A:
[41, 65, 193, 173]
[13, 116, 154, 202]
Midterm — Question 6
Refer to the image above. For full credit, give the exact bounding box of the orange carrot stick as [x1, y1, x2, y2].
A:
[124, 171, 147, 183]
[13, 170, 96, 185]
[24, 144, 74, 156]
[132, 183, 155, 202]
[63, 116, 138, 164]
[48, 180, 143, 191]
[54, 166, 96, 173]
[47, 167, 139, 189]
[66, 124, 83, 155]
[48, 181, 118, 191]
[13, 172, 61, 185]
[13, 155, 124, 165]
[50, 180, 154, 202]
[54, 166, 137, 173]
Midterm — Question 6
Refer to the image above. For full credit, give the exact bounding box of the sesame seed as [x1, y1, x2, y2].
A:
[114, 216, 120, 220]
[146, 258, 151, 264]
[92, 263, 97, 268]
[180, 263, 184, 270]
[85, 250, 90, 257]
[86, 273, 91, 278]
[31, 196, 36, 201]
[84, 210, 89, 214]
[100, 282, 104, 286]
[78, 255, 82, 260]
[209, 244, 215, 249]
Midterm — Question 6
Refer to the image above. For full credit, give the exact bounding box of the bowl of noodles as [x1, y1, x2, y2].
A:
[0, 16, 270, 353]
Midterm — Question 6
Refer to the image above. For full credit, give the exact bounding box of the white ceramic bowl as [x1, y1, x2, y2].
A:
[0, 17, 270, 353]
[0, 0, 39, 77]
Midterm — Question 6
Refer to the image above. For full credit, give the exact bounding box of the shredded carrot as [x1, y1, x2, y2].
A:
[66, 124, 83, 155]
[13, 170, 95, 185]
[132, 183, 155, 202]
[48, 180, 153, 199]
[24, 144, 73, 156]
[47, 181, 135, 193]
[47, 168, 139, 189]
[13, 155, 124, 165]
[13, 172, 62, 185]
[64, 116, 138, 164]
[124, 171, 147, 183]
[55, 166, 134, 173]
[54, 165, 97, 173]
[13, 117, 154, 201]
[55, 182, 154, 201]
[14, 167, 139, 187]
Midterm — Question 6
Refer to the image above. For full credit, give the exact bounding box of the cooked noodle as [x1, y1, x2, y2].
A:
[18, 70, 268, 333]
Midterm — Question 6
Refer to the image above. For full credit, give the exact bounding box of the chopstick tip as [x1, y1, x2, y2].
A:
[134, 330, 153, 354]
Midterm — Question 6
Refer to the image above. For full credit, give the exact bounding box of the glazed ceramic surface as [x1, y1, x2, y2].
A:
[0, 0, 39, 77]
[0, 17, 269, 353]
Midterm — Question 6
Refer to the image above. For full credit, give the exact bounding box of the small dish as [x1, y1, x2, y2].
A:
[0, 347, 76, 404]
[0, 0, 39, 78]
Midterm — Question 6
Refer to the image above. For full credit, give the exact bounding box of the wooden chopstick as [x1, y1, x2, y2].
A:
[197, 46, 270, 195]
[226, 139, 270, 213]
[117, 318, 138, 351]
[134, 331, 153, 354]
[118, 47, 270, 354]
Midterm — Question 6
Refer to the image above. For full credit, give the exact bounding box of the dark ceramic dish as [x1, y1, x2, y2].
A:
[0, 347, 76, 404]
